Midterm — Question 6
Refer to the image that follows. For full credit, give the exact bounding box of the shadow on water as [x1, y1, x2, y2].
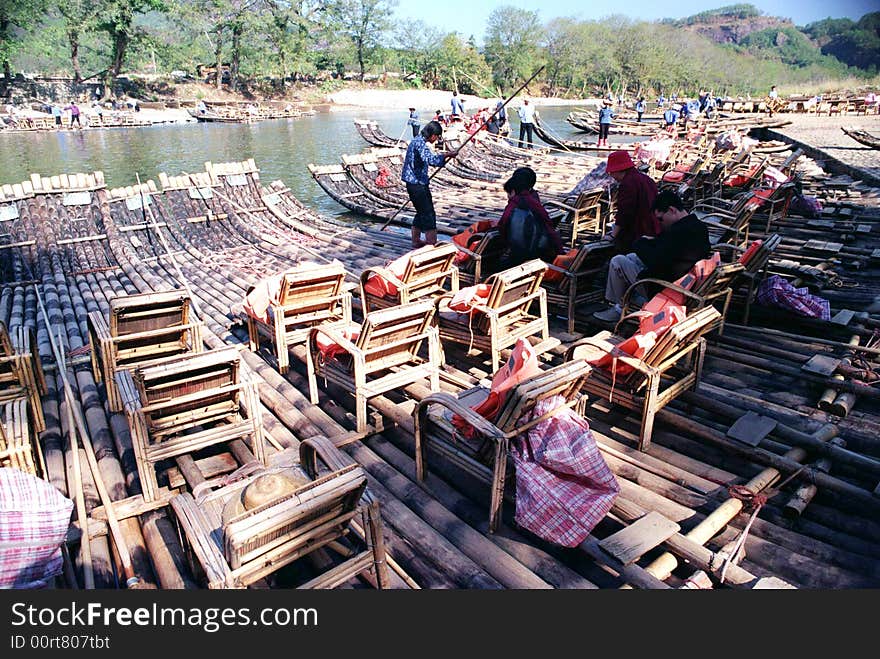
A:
[0, 106, 624, 218]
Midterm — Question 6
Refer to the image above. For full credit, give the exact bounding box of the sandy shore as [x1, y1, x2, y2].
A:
[327, 88, 601, 112]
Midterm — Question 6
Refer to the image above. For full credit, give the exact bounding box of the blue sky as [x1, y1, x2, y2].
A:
[394, 0, 877, 42]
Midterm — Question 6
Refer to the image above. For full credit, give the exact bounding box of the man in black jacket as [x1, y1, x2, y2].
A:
[593, 189, 710, 322]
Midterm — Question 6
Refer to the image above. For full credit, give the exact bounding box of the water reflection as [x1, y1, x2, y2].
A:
[0, 106, 598, 217]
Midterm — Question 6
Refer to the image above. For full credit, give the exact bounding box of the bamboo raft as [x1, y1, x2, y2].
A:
[2, 126, 880, 590]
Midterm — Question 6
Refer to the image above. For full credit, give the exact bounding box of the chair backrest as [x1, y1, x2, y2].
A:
[275, 262, 346, 317]
[110, 289, 191, 337]
[355, 299, 436, 371]
[399, 242, 458, 298]
[222, 463, 367, 570]
[691, 260, 744, 300]
[132, 346, 243, 439]
[741, 233, 781, 276]
[572, 188, 603, 212]
[627, 306, 721, 383]
[483, 259, 545, 311]
[493, 359, 592, 433]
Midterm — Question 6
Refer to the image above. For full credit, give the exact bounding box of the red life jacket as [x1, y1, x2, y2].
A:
[452, 337, 542, 438]
[543, 248, 579, 284]
[313, 323, 361, 361]
[363, 245, 435, 298]
[452, 220, 496, 264]
[739, 239, 763, 266]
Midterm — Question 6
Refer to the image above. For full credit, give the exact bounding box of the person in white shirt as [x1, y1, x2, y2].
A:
[517, 98, 535, 149]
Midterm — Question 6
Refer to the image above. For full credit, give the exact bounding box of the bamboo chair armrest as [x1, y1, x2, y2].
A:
[454, 245, 483, 260]
[471, 289, 544, 318]
[308, 325, 360, 357]
[546, 200, 577, 213]
[565, 337, 657, 376]
[543, 263, 569, 276]
[300, 434, 357, 479]
[621, 278, 706, 311]
[360, 266, 405, 290]
[415, 391, 506, 442]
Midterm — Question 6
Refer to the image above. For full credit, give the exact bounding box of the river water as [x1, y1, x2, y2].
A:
[0, 106, 599, 217]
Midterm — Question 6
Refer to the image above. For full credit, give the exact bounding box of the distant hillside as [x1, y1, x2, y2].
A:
[664, 4, 878, 75]
[663, 4, 793, 45]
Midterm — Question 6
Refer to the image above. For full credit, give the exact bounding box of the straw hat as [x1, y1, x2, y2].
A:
[221, 469, 310, 525]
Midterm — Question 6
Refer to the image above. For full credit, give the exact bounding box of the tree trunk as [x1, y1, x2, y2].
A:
[214, 33, 223, 90]
[68, 28, 82, 84]
[357, 38, 365, 82]
[230, 23, 242, 91]
[0, 18, 9, 98]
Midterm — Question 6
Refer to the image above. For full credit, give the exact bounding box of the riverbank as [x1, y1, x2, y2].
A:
[326, 88, 600, 112]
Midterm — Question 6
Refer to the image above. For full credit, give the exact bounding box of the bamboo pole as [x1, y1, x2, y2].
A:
[32, 281, 140, 588]
[57, 340, 94, 589]
[379, 65, 547, 231]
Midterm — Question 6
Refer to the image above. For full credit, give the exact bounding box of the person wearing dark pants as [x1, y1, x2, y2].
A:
[407, 107, 420, 138]
[401, 121, 457, 248]
[517, 99, 535, 149]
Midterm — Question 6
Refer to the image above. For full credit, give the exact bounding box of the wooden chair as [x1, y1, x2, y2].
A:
[0, 396, 38, 476]
[700, 200, 761, 248]
[88, 290, 203, 412]
[306, 300, 441, 433]
[436, 259, 550, 372]
[122, 346, 265, 502]
[566, 306, 721, 451]
[0, 322, 46, 432]
[414, 360, 592, 532]
[455, 230, 506, 287]
[360, 242, 459, 314]
[716, 234, 782, 324]
[543, 241, 615, 333]
[170, 435, 389, 589]
[620, 257, 743, 336]
[547, 188, 606, 247]
[246, 262, 352, 374]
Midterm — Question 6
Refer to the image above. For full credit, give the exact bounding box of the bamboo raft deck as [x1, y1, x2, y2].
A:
[2, 131, 880, 590]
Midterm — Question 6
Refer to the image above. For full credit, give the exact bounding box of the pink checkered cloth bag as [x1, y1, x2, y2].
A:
[0, 467, 73, 588]
[756, 275, 831, 321]
[509, 396, 619, 547]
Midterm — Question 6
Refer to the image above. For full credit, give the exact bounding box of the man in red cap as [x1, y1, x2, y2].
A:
[604, 149, 658, 253]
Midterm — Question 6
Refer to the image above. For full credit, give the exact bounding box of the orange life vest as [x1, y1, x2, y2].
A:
[363, 245, 434, 298]
[446, 283, 491, 316]
[739, 239, 763, 266]
[543, 248, 579, 284]
[452, 337, 543, 438]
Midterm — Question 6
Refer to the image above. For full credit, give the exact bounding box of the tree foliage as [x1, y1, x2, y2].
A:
[0, 1, 875, 100]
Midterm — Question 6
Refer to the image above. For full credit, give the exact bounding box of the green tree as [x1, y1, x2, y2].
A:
[327, 0, 395, 81]
[95, 0, 167, 95]
[0, 0, 49, 93]
[483, 5, 543, 92]
[57, 0, 101, 82]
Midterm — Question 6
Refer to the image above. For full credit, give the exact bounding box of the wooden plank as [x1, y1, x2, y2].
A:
[726, 411, 777, 447]
[830, 309, 855, 326]
[752, 576, 797, 589]
[803, 240, 842, 254]
[802, 354, 842, 376]
[598, 512, 680, 565]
